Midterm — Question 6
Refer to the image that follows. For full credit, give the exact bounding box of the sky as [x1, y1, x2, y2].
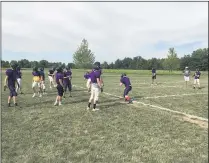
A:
[2, 2, 208, 64]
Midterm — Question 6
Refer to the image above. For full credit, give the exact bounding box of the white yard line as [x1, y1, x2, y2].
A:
[142, 93, 208, 99]
[73, 84, 208, 122]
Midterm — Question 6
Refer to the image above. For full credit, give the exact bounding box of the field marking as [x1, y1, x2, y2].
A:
[73, 85, 208, 122]
[112, 85, 180, 89]
[141, 93, 208, 99]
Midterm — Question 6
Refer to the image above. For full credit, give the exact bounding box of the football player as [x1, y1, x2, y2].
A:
[120, 73, 133, 104]
[193, 68, 201, 89]
[32, 67, 42, 97]
[183, 67, 190, 88]
[63, 67, 72, 98]
[152, 68, 156, 85]
[4, 63, 19, 107]
[16, 65, 23, 94]
[54, 67, 64, 106]
[87, 65, 103, 111]
[39, 67, 46, 94]
[48, 67, 56, 89]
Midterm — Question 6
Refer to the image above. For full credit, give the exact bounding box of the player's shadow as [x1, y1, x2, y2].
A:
[99, 101, 124, 109]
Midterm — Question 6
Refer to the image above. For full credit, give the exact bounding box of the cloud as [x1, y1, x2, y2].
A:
[2, 2, 208, 63]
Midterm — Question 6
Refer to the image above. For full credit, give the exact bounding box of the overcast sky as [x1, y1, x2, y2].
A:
[2, 2, 208, 63]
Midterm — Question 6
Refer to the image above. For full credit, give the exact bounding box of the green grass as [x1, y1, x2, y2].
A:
[1, 70, 208, 163]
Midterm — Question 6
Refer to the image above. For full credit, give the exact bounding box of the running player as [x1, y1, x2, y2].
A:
[54, 67, 64, 106]
[39, 67, 46, 94]
[152, 68, 156, 85]
[84, 71, 91, 92]
[4, 63, 19, 107]
[16, 66, 23, 94]
[32, 67, 42, 97]
[183, 67, 190, 88]
[48, 67, 56, 89]
[193, 68, 201, 89]
[120, 73, 133, 104]
[87, 66, 102, 111]
[63, 67, 72, 98]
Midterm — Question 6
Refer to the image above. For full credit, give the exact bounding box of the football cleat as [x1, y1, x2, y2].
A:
[92, 108, 99, 111]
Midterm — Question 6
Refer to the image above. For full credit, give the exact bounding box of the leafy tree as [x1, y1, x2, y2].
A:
[73, 39, 95, 68]
[39, 60, 49, 68]
[122, 57, 133, 69]
[114, 59, 123, 69]
[1, 60, 10, 68]
[101, 61, 109, 69]
[163, 48, 180, 71]
[67, 63, 75, 69]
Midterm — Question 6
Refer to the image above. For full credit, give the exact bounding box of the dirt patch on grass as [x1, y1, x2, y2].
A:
[181, 116, 208, 129]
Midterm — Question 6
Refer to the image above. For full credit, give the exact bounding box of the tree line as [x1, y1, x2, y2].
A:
[1, 39, 208, 71]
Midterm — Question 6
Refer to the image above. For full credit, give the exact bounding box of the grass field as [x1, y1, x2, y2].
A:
[1, 69, 208, 163]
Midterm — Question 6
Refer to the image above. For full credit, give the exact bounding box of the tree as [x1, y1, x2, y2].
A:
[73, 39, 95, 68]
[1, 60, 10, 68]
[163, 48, 180, 71]
[67, 63, 76, 69]
[101, 61, 109, 69]
[122, 57, 133, 69]
[39, 60, 49, 68]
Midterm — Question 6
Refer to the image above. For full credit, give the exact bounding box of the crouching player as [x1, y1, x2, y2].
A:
[4, 63, 19, 107]
[120, 73, 133, 104]
[39, 67, 46, 94]
[32, 67, 42, 97]
[87, 66, 102, 111]
[16, 66, 23, 94]
[54, 67, 64, 106]
[63, 67, 72, 98]
[193, 68, 201, 89]
[84, 71, 91, 92]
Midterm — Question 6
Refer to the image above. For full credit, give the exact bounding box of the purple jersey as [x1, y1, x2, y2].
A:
[194, 71, 201, 79]
[63, 71, 71, 83]
[120, 76, 131, 87]
[6, 69, 17, 86]
[56, 73, 64, 84]
[32, 71, 40, 77]
[90, 70, 101, 83]
[84, 73, 90, 79]
[16, 70, 22, 79]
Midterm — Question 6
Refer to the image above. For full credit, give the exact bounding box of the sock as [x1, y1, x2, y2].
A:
[93, 104, 96, 109]
[88, 102, 91, 108]
[125, 96, 130, 101]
